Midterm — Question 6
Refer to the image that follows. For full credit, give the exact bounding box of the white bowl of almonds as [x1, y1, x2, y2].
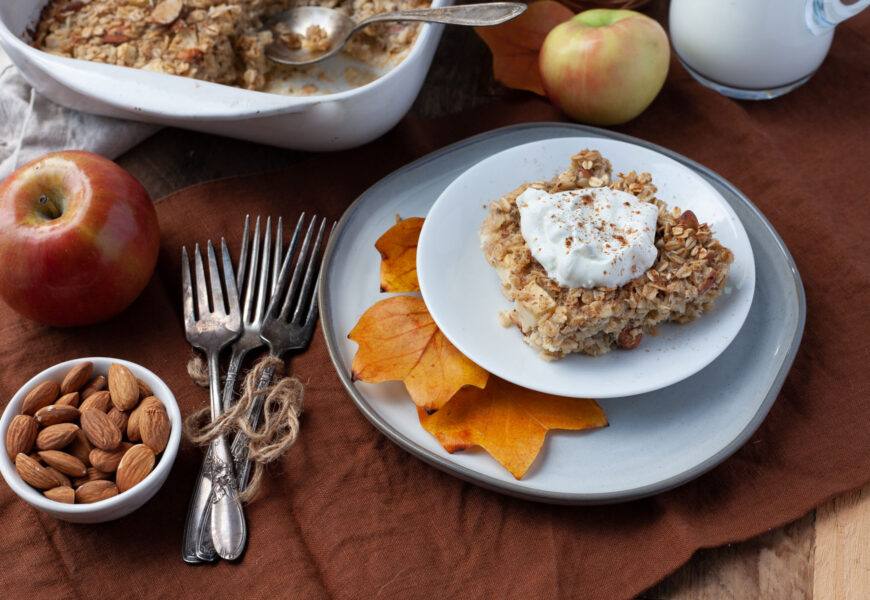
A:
[0, 357, 181, 523]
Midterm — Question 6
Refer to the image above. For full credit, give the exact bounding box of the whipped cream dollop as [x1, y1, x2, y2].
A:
[517, 187, 659, 288]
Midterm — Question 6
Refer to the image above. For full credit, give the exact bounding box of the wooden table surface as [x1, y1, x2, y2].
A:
[113, 2, 869, 598]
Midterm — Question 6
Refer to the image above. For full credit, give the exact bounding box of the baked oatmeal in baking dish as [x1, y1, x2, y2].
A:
[479, 149, 734, 360]
[32, 0, 428, 94]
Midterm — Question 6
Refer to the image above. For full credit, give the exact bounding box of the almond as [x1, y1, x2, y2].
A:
[107, 407, 129, 433]
[6, 414, 38, 459]
[44, 486, 74, 503]
[38, 450, 87, 477]
[80, 390, 111, 412]
[21, 380, 60, 415]
[101, 31, 131, 44]
[80, 375, 107, 399]
[66, 429, 92, 466]
[54, 392, 80, 408]
[136, 378, 153, 399]
[116, 444, 155, 492]
[60, 361, 93, 394]
[617, 327, 643, 350]
[80, 409, 122, 450]
[699, 269, 719, 294]
[127, 396, 163, 442]
[46, 466, 71, 488]
[140, 404, 171, 454]
[89, 443, 132, 473]
[151, 0, 183, 26]
[35, 423, 79, 450]
[35, 405, 80, 427]
[15, 453, 61, 489]
[678, 210, 700, 229]
[108, 364, 139, 410]
[73, 467, 112, 486]
[177, 48, 203, 63]
[75, 480, 118, 503]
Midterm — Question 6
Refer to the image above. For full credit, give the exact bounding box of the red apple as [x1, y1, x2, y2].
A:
[0, 151, 159, 326]
[539, 9, 670, 126]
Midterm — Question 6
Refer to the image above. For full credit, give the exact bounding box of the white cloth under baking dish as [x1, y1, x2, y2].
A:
[0, 47, 157, 180]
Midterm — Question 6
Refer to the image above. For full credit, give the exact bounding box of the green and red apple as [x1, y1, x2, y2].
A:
[539, 9, 670, 125]
[0, 151, 159, 326]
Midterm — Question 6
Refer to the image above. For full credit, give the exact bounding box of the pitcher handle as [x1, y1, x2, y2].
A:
[807, 0, 870, 34]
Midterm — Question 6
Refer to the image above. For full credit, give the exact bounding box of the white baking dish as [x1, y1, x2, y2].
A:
[0, 0, 448, 150]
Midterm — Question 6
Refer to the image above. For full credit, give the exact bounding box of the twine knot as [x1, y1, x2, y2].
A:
[184, 355, 304, 502]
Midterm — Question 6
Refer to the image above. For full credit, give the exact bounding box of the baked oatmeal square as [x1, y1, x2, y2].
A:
[479, 149, 734, 360]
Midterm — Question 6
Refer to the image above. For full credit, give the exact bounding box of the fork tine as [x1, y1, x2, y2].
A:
[194, 244, 211, 316]
[284, 213, 305, 274]
[302, 222, 335, 329]
[291, 217, 327, 323]
[303, 276, 321, 329]
[279, 216, 318, 320]
[236, 214, 251, 291]
[266, 213, 306, 319]
[254, 217, 272, 323]
[243, 216, 262, 322]
[182, 246, 196, 326]
[222, 238, 241, 317]
[272, 217, 283, 295]
[206, 240, 225, 314]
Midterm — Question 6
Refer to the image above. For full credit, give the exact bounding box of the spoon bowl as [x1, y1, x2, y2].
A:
[265, 2, 526, 67]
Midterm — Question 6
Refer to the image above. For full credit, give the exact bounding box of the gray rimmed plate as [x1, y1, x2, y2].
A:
[318, 123, 805, 504]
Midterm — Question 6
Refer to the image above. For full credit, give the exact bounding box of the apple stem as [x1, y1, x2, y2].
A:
[38, 195, 61, 220]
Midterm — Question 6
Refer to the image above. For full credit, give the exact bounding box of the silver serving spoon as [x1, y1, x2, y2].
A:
[265, 2, 526, 67]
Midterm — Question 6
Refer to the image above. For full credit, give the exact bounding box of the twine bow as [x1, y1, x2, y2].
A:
[184, 355, 304, 502]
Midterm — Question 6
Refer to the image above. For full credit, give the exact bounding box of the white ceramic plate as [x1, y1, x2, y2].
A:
[320, 123, 803, 503]
[416, 137, 756, 398]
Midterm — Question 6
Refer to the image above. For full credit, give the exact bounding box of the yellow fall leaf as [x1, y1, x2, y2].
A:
[418, 376, 607, 479]
[375, 217, 424, 293]
[349, 296, 489, 411]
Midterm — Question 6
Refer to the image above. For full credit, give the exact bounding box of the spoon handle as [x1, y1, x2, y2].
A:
[356, 2, 526, 29]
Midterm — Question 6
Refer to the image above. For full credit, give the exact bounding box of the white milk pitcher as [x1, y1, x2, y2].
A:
[669, 0, 870, 99]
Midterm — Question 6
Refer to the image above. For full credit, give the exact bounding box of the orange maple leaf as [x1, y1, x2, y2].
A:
[475, 0, 574, 96]
[349, 296, 489, 411]
[418, 377, 607, 479]
[375, 216, 423, 293]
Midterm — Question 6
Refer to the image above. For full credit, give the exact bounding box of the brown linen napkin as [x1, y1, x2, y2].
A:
[2, 10, 870, 599]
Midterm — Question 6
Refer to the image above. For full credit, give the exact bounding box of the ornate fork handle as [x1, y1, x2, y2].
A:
[195, 361, 273, 558]
[205, 350, 246, 560]
[184, 350, 249, 563]
[231, 365, 277, 491]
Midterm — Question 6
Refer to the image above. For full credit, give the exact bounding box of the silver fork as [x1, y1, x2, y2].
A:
[181, 240, 245, 561]
[182, 216, 285, 563]
[230, 215, 332, 496]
